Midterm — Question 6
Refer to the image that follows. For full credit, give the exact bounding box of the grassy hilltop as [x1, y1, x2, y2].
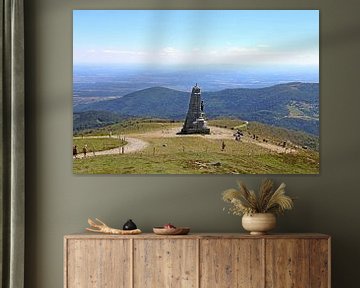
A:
[73, 118, 319, 175]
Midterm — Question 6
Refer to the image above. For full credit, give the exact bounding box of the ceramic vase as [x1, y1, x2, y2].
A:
[242, 213, 276, 235]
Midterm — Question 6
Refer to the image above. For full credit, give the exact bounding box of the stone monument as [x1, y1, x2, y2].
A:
[178, 84, 210, 134]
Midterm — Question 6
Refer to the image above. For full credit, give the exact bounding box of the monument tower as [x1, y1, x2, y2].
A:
[178, 84, 210, 134]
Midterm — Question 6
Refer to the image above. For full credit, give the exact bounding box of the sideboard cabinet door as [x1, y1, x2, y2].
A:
[265, 239, 330, 288]
[134, 239, 198, 288]
[66, 239, 131, 288]
[309, 239, 330, 288]
[200, 239, 264, 288]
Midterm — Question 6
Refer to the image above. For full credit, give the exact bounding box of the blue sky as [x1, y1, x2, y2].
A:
[73, 10, 319, 70]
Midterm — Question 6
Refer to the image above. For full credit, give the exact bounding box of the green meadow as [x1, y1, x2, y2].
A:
[73, 119, 319, 174]
[73, 138, 127, 153]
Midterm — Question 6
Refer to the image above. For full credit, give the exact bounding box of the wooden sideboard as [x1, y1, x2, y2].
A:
[64, 233, 330, 288]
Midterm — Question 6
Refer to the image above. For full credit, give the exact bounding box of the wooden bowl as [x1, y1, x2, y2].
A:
[153, 227, 190, 235]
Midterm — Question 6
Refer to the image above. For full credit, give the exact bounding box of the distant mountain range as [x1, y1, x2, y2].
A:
[74, 82, 319, 135]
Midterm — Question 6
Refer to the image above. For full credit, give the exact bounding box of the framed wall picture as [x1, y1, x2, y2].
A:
[72, 10, 319, 174]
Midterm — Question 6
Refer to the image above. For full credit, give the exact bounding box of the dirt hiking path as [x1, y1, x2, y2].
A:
[132, 125, 295, 154]
[74, 137, 148, 159]
[74, 125, 295, 159]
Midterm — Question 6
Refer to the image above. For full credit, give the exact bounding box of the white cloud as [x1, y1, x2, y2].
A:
[161, 47, 179, 55]
[74, 45, 318, 67]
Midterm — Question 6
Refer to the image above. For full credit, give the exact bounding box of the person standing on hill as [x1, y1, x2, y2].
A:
[73, 145, 78, 159]
[82, 145, 88, 158]
[221, 140, 226, 151]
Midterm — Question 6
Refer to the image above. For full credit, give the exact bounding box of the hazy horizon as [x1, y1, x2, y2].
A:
[73, 10, 319, 76]
[74, 64, 318, 92]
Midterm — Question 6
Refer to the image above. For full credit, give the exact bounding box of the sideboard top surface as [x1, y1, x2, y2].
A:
[64, 232, 330, 240]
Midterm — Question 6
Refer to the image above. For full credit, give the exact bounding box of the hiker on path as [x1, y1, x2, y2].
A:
[73, 145, 78, 159]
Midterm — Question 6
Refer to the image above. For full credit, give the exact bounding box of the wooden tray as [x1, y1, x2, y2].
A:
[153, 227, 190, 235]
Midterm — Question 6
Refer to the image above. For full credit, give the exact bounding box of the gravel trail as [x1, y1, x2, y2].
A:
[75, 137, 148, 159]
[74, 125, 294, 159]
